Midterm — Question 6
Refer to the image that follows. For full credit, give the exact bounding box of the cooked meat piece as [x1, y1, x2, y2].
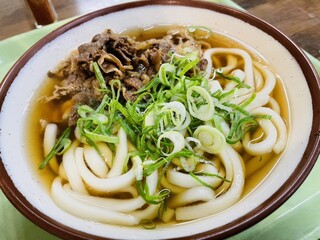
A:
[47, 61, 70, 80]
[135, 54, 149, 67]
[106, 35, 135, 64]
[159, 40, 173, 62]
[198, 58, 208, 71]
[98, 53, 133, 72]
[77, 31, 111, 60]
[47, 27, 206, 125]
[67, 90, 102, 126]
[149, 48, 162, 71]
[124, 77, 144, 90]
[122, 87, 137, 102]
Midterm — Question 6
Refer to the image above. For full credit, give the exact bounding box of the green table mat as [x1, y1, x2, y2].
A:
[0, 1, 319, 239]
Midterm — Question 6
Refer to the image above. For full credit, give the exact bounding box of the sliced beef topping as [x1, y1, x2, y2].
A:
[46, 28, 207, 126]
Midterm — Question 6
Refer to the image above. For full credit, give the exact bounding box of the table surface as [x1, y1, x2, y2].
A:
[0, 0, 319, 61]
[0, 1, 320, 240]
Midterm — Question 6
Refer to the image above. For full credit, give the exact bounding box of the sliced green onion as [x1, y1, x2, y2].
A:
[194, 125, 226, 154]
[187, 86, 215, 121]
[136, 180, 170, 205]
[251, 114, 272, 120]
[226, 116, 258, 144]
[143, 107, 155, 127]
[176, 52, 199, 77]
[39, 127, 72, 169]
[217, 71, 251, 89]
[159, 63, 176, 86]
[189, 172, 213, 189]
[217, 89, 236, 102]
[199, 172, 231, 183]
[92, 62, 108, 91]
[159, 101, 189, 131]
[117, 117, 138, 145]
[184, 137, 201, 151]
[223, 102, 251, 116]
[141, 219, 156, 229]
[180, 156, 197, 172]
[83, 129, 119, 144]
[240, 93, 256, 108]
[157, 131, 185, 156]
[143, 158, 167, 176]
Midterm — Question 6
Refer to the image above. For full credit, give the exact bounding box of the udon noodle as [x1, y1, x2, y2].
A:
[31, 26, 288, 227]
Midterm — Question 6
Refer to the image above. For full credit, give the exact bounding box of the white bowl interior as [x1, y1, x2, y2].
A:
[0, 5, 312, 239]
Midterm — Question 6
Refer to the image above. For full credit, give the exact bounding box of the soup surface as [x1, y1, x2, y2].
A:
[26, 25, 289, 227]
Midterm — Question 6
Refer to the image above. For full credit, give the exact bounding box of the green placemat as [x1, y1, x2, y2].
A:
[0, 1, 319, 239]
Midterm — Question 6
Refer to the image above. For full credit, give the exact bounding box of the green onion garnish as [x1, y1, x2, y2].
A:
[39, 127, 71, 169]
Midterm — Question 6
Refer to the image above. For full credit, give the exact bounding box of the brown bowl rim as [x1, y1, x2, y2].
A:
[0, 0, 320, 239]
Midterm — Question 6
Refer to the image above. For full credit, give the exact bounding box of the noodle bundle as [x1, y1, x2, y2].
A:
[38, 26, 288, 227]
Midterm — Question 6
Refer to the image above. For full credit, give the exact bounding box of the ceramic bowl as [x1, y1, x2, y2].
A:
[0, 1, 319, 239]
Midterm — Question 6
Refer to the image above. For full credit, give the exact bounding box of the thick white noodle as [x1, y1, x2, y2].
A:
[107, 127, 128, 177]
[206, 118, 240, 152]
[228, 90, 252, 105]
[214, 147, 233, 196]
[220, 54, 238, 73]
[253, 67, 263, 91]
[203, 48, 254, 89]
[160, 208, 175, 223]
[121, 186, 139, 197]
[242, 119, 277, 156]
[51, 177, 139, 226]
[43, 123, 59, 174]
[244, 94, 270, 111]
[268, 97, 281, 114]
[245, 62, 276, 111]
[253, 63, 276, 97]
[224, 69, 245, 90]
[250, 107, 288, 154]
[97, 142, 113, 168]
[128, 170, 162, 220]
[160, 175, 186, 194]
[62, 141, 88, 194]
[62, 170, 158, 213]
[218, 119, 230, 138]
[74, 126, 86, 144]
[129, 204, 160, 221]
[75, 147, 134, 193]
[166, 165, 223, 188]
[83, 144, 109, 178]
[175, 145, 244, 220]
[246, 152, 273, 177]
[58, 163, 68, 180]
[168, 186, 215, 208]
[208, 80, 222, 93]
